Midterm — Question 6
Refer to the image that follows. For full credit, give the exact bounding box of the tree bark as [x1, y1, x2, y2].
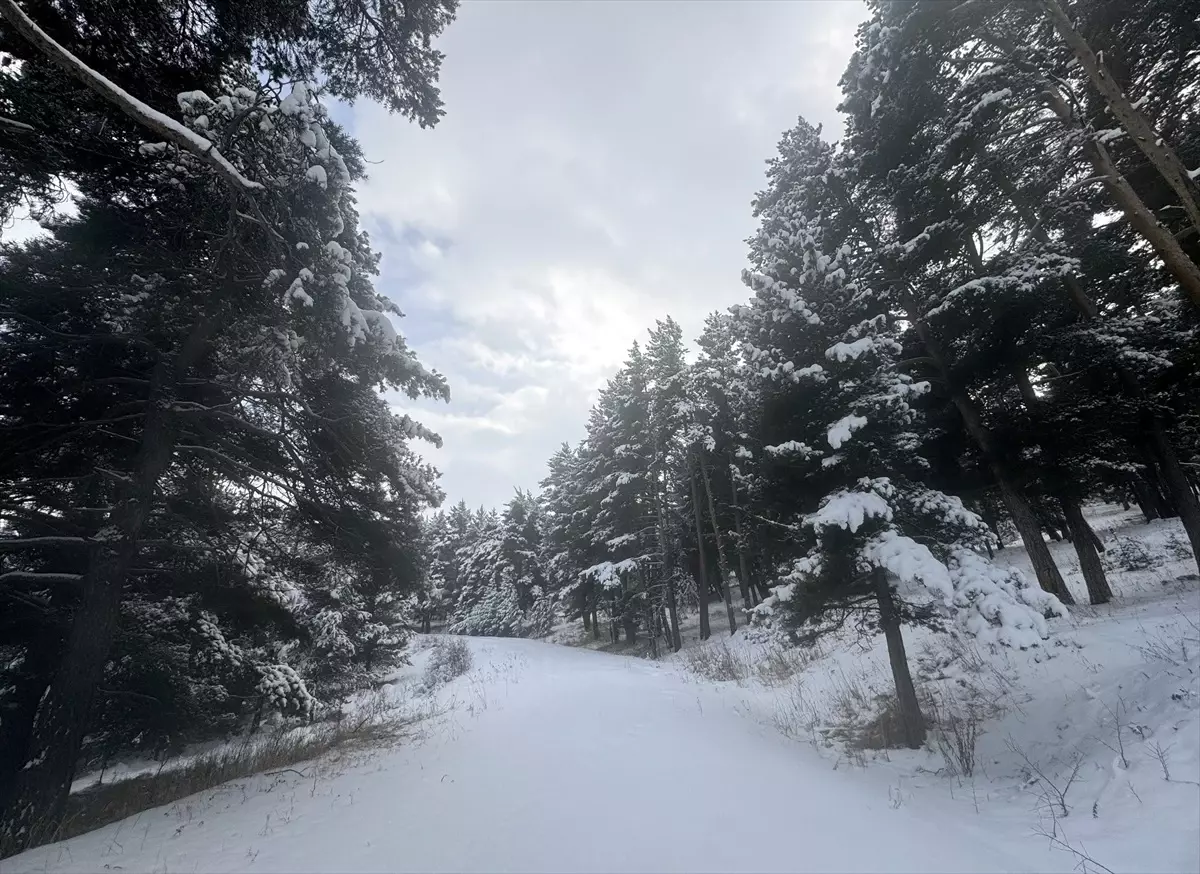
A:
[998, 479, 1074, 605]
[690, 466, 711, 641]
[698, 455, 737, 636]
[663, 570, 681, 653]
[0, 321, 210, 855]
[1044, 88, 1200, 309]
[1060, 497, 1112, 605]
[621, 614, 638, 645]
[872, 567, 925, 749]
[1042, 0, 1200, 237]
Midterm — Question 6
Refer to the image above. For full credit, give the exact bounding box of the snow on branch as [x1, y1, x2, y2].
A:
[0, 536, 93, 552]
[0, 115, 35, 133]
[826, 335, 900, 362]
[806, 488, 892, 533]
[0, 0, 262, 193]
[0, 570, 84, 585]
[862, 531, 954, 604]
[827, 413, 868, 449]
[946, 549, 1067, 648]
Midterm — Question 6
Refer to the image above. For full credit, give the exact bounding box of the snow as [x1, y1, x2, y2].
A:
[806, 488, 893, 533]
[305, 164, 328, 188]
[8, 507, 1197, 874]
[827, 413, 868, 449]
[9, 639, 1064, 874]
[826, 335, 899, 362]
[864, 530, 954, 603]
[764, 439, 819, 459]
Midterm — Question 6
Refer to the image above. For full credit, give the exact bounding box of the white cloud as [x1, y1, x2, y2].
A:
[357, 0, 866, 509]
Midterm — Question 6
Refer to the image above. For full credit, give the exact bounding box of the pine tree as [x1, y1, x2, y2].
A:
[742, 114, 1068, 747]
[0, 1, 456, 843]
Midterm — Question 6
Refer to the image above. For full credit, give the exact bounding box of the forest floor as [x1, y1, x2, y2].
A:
[5, 507, 1198, 873]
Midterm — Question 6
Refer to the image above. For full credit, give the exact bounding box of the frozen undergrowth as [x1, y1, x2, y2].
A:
[668, 505, 1200, 874]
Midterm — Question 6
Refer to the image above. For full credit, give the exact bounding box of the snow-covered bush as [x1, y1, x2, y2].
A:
[257, 664, 317, 720]
[1104, 536, 1162, 572]
[421, 639, 473, 691]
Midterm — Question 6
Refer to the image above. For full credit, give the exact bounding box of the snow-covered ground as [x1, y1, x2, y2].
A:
[5, 507, 1198, 873]
[6, 637, 1065, 874]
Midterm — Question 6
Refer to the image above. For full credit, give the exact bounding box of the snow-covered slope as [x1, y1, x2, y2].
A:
[6, 636, 1071, 874]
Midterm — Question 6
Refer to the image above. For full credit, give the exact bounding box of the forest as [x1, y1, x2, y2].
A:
[1, 0, 1198, 863]
[423, 0, 1199, 752]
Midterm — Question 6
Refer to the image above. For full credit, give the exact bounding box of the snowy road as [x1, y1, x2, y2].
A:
[7, 638, 1055, 873]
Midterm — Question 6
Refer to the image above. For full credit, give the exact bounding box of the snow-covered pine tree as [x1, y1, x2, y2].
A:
[687, 311, 774, 613]
[580, 347, 658, 645]
[743, 115, 1067, 748]
[840, 0, 1200, 574]
[541, 443, 603, 637]
[447, 493, 552, 638]
[0, 45, 453, 853]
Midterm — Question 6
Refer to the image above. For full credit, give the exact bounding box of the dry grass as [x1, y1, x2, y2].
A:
[682, 640, 752, 683]
[421, 637, 473, 691]
[18, 688, 430, 855]
[926, 692, 984, 778]
[682, 639, 815, 687]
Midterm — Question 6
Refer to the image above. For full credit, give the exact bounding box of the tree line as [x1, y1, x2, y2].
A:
[0, 0, 458, 855]
[424, 0, 1200, 751]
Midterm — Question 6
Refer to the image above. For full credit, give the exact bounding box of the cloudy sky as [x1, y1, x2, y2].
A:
[352, 0, 867, 511]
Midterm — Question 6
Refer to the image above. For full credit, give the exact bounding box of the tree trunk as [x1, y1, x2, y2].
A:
[1044, 88, 1200, 308]
[690, 467, 711, 641]
[1132, 485, 1159, 522]
[698, 455, 736, 635]
[1010, 364, 1110, 604]
[910, 319, 1074, 604]
[3, 487, 152, 850]
[1147, 420, 1200, 567]
[729, 469, 756, 608]
[1043, 0, 1200, 237]
[998, 479, 1075, 605]
[622, 614, 637, 645]
[655, 492, 682, 652]
[1134, 449, 1175, 517]
[1060, 497, 1113, 605]
[872, 567, 925, 749]
[591, 608, 600, 641]
[989, 148, 1199, 560]
[0, 323, 210, 856]
[0, 639, 56, 812]
[582, 610, 591, 633]
[663, 571, 682, 653]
